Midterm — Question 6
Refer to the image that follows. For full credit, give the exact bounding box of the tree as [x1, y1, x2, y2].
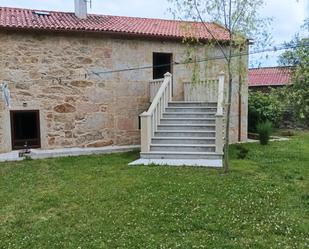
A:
[168, 0, 271, 172]
[278, 19, 309, 125]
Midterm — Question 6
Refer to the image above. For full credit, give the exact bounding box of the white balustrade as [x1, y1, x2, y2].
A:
[184, 78, 218, 102]
[149, 78, 164, 102]
[140, 72, 172, 152]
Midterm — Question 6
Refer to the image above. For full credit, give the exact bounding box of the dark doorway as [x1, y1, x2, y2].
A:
[10, 110, 41, 150]
[153, 52, 172, 79]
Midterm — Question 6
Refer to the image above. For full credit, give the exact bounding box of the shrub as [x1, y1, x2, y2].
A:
[256, 121, 273, 145]
[235, 145, 249, 159]
[248, 90, 284, 132]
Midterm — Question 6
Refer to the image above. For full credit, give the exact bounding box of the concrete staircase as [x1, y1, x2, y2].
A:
[140, 101, 223, 160]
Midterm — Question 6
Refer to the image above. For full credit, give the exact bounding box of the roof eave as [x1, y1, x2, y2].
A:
[0, 26, 230, 43]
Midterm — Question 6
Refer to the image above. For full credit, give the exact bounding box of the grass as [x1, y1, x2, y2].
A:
[0, 132, 308, 249]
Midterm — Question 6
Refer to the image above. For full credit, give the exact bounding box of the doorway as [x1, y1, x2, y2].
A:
[153, 52, 173, 79]
[10, 110, 41, 150]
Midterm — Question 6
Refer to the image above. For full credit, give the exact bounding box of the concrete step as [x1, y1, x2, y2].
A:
[155, 130, 216, 137]
[163, 112, 216, 119]
[160, 118, 215, 125]
[168, 101, 217, 107]
[140, 151, 223, 159]
[165, 107, 217, 113]
[150, 144, 216, 152]
[151, 137, 216, 145]
[157, 124, 215, 131]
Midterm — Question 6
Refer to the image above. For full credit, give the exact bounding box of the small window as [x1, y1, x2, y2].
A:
[33, 11, 50, 16]
[10, 110, 41, 150]
[153, 52, 172, 79]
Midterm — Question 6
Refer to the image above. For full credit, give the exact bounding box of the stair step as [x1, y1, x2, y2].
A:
[165, 107, 217, 113]
[160, 118, 215, 125]
[157, 124, 215, 131]
[152, 137, 216, 144]
[163, 112, 216, 118]
[140, 151, 223, 159]
[169, 101, 217, 107]
[155, 130, 216, 137]
[150, 144, 216, 152]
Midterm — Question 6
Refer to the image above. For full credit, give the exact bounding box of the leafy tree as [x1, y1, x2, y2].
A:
[278, 19, 309, 125]
[168, 0, 271, 172]
[248, 90, 284, 132]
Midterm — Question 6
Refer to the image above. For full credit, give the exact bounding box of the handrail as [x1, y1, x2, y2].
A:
[150, 78, 165, 83]
[140, 72, 172, 152]
[149, 78, 164, 102]
[215, 71, 225, 154]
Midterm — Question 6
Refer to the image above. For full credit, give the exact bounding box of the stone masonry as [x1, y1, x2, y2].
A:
[0, 30, 247, 153]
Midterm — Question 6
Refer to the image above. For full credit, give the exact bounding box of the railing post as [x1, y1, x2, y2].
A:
[215, 71, 225, 154]
[217, 71, 225, 115]
[140, 112, 151, 153]
[164, 72, 172, 102]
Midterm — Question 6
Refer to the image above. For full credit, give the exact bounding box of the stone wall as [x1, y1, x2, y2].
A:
[0, 30, 247, 153]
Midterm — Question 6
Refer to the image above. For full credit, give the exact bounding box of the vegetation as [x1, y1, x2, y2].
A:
[248, 90, 283, 132]
[1, 132, 309, 248]
[277, 19, 309, 126]
[256, 120, 273, 145]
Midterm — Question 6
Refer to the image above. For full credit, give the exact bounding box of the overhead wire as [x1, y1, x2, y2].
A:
[44, 42, 308, 80]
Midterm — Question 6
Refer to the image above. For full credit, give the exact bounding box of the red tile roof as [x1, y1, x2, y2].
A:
[0, 7, 230, 41]
[249, 67, 293, 87]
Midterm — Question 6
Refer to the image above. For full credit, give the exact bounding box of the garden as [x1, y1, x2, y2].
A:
[1, 132, 308, 248]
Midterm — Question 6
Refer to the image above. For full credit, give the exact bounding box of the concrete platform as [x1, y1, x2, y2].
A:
[30, 145, 140, 159]
[0, 151, 23, 162]
[0, 145, 140, 162]
[129, 158, 222, 167]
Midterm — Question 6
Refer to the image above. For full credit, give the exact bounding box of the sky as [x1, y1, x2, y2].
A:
[1, 0, 308, 67]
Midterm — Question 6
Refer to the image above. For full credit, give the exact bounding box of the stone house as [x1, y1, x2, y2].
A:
[0, 1, 248, 159]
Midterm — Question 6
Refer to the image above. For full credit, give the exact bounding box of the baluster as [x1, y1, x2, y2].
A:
[152, 112, 155, 136]
[161, 93, 164, 116]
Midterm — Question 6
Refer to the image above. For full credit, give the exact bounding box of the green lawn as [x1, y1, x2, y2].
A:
[1, 133, 308, 249]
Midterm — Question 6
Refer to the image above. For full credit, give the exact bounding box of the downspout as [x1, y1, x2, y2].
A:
[238, 46, 243, 142]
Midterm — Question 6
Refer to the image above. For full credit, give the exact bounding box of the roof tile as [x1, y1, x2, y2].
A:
[249, 67, 292, 87]
[0, 7, 230, 41]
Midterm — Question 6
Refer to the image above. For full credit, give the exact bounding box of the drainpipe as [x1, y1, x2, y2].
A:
[238, 46, 243, 142]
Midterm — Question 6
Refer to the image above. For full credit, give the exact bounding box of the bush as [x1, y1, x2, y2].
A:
[256, 121, 272, 145]
[248, 90, 284, 132]
[235, 145, 249, 159]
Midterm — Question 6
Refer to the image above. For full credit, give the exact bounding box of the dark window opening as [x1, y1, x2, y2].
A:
[138, 116, 141, 130]
[153, 52, 172, 79]
[10, 110, 41, 150]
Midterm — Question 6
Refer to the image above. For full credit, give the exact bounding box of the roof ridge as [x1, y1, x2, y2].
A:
[249, 66, 294, 70]
[0, 6, 220, 26]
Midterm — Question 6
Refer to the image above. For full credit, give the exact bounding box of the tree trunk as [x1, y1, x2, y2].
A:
[223, 68, 233, 173]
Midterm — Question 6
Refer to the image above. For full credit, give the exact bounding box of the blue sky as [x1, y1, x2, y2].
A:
[1, 0, 308, 67]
